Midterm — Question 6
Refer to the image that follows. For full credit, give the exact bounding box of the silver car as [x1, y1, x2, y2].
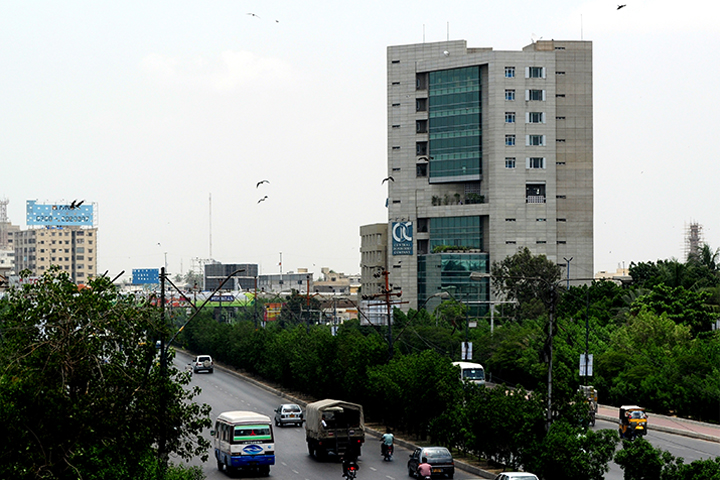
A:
[274, 403, 303, 427]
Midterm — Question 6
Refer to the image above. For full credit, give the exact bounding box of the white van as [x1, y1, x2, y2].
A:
[453, 361, 485, 385]
[212, 411, 275, 476]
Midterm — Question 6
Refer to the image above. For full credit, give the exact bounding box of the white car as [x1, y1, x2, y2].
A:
[494, 473, 539, 480]
[192, 355, 214, 374]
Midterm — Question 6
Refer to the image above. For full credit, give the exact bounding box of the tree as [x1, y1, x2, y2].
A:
[491, 247, 562, 321]
[0, 268, 211, 479]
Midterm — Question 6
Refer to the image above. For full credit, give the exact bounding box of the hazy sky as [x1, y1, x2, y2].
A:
[2, 0, 718, 281]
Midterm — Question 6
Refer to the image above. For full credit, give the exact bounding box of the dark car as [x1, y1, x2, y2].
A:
[274, 403, 303, 427]
[192, 355, 214, 374]
[407, 446, 454, 478]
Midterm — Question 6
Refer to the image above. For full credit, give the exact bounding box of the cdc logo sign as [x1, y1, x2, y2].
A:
[392, 221, 413, 256]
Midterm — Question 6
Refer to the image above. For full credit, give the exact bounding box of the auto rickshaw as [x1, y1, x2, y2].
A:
[579, 386, 598, 426]
[619, 405, 648, 439]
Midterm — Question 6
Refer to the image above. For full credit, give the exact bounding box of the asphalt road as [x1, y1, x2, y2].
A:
[175, 352, 482, 480]
[175, 352, 720, 480]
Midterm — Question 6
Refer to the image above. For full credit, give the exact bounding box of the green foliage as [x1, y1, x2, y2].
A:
[0, 268, 211, 480]
[524, 422, 618, 480]
[630, 284, 715, 336]
[491, 247, 562, 321]
[366, 350, 461, 436]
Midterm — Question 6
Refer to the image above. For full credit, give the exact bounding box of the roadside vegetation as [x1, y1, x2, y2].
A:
[4, 245, 720, 478]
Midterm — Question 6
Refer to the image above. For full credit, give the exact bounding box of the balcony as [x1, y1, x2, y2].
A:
[431, 193, 485, 206]
[526, 196, 546, 204]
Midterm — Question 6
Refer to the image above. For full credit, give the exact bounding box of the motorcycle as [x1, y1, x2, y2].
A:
[381, 443, 393, 461]
[342, 459, 359, 480]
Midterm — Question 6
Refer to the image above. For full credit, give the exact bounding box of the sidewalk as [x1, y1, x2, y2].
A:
[597, 405, 720, 443]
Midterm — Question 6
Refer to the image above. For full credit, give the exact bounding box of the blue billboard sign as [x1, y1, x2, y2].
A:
[392, 221, 413, 255]
[132, 269, 160, 285]
[26, 200, 94, 227]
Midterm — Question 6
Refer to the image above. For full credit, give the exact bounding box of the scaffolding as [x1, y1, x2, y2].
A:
[685, 222, 703, 261]
[0, 197, 9, 249]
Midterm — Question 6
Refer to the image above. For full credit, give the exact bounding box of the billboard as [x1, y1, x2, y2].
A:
[26, 200, 94, 227]
[391, 221, 413, 255]
[132, 269, 160, 285]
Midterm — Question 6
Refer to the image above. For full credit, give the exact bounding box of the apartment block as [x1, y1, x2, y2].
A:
[13, 227, 98, 283]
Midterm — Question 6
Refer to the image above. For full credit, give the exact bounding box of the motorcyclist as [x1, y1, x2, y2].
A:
[342, 445, 360, 479]
[380, 428, 394, 459]
[417, 456, 432, 480]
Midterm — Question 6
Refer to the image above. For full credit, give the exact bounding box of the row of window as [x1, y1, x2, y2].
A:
[504, 89, 547, 101]
[505, 157, 546, 169]
[505, 135, 546, 146]
[505, 218, 567, 221]
[504, 66, 546, 78]
[505, 240, 568, 245]
[505, 112, 546, 124]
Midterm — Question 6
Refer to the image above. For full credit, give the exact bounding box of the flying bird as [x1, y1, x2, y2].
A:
[69, 199, 78, 209]
[258, 196, 268, 203]
[256, 180, 269, 188]
[617, 4, 626, 9]
[382, 176, 395, 184]
[247, 12, 260, 18]
[75, 200, 84, 208]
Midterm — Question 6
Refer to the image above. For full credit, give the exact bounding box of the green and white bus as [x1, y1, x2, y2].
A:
[212, 411, 275, 476]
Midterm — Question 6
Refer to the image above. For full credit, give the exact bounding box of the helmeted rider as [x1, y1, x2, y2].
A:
[381, 428, 394, 458]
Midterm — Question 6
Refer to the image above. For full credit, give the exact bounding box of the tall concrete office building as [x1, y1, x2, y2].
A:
[386, 39, 593, 312]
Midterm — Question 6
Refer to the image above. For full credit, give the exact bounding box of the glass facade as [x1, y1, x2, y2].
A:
[429, 216, 482, 251]
[428, 66, 481, 181]
[417, 253, 489, 316]
[416, 216, 489, 316]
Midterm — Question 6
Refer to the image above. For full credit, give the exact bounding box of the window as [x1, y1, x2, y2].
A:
[556, 161, 566, 165]
[556, 138, 566, 143]
[505, 218, 516, 222]
[526, 135, 546, 146]
[416, 163, 428, 177]
[556, 71, 566, 75]
[556, 116, 565, 120]
[527, 112, 545, 124]
[416, 141, 428, 155]
[526, 183, 546, 203]
[416, 98, 427, 111]
[526, 89, 546, 101]
[536, 241, 547, 244]
[505, 112, 516, 123]
[392, 81, 400, 85]
[506, 241, 517, 244]
[505, 135, 516, 146]
[526, 66, 545, 78]
[505, 157, 516, 169]
[392, 146, 400, 150]
[391, 59, 400, 64]
[537, 218, 547, 222]
[556, 195, 566, 199]
[556, 94, 566, 98]
[505, 66, 515, 78]
[505, 89, 515, 101]
[557, 240, 567, 244]
[557, 218, 567, 222]
[392, 103, 400, 107]
[392, 124, 400, 128]
[526, 157, 546, 169]
[416, 119, 428, 133]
